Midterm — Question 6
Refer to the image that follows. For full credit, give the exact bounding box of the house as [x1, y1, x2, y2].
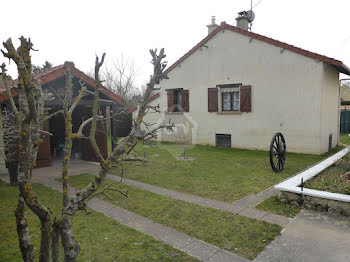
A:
[341, 84, 350, 105]
[0, 62, 130, 167]
[132, 13, 350, 155]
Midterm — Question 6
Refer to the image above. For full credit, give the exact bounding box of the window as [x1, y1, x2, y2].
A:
[167, 89, 189, 112]
[174, 90, 182, 112]
[222, 90, 240, 111]
[208, 84, 251, 113]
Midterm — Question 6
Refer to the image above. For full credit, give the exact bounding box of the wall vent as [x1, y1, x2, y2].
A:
[216, 134, 231, 148]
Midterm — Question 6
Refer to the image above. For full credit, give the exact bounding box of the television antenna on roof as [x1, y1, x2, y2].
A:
[252, 0, 264, 9]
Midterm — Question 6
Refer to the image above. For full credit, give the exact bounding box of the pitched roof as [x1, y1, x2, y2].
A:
[164, 22, 350, 76]
[0, 62, 126, 105]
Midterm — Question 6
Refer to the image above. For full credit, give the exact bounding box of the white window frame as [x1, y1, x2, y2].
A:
[218, 85, 240, 112]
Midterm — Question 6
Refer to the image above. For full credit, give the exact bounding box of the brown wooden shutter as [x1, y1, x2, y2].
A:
[240, 85, 251, 112]
[208, 88, 218, 112]
[182, 90, 189, 112]
[167, 90, 174, 112]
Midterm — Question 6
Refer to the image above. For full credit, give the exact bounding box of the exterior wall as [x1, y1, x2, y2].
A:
[135, 30, 340, 154]
[320, 64, 340, 153]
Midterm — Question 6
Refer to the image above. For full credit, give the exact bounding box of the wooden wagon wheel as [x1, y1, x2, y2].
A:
[269, 132, 286, 172]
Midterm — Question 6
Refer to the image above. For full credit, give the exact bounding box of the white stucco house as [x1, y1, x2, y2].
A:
[132, 14, 350, 155]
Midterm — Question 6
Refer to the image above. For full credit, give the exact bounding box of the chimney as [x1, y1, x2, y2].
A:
[64, 61, 75, 70]
[235, 11, 250, 30]
[207, 16, 218, 35]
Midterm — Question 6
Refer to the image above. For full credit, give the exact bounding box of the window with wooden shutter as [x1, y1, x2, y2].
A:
[182, 90, 189, 112]
[240, 85, 251, 112]
[208, 88, 218, 112]
[167, 90, 174, 112]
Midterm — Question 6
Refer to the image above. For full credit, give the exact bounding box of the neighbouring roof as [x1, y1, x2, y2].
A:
[0, 62, 126, 105]
[164, 22, 350, 76]
[129, 92, 160, 113]
[341, 85, 350, 104]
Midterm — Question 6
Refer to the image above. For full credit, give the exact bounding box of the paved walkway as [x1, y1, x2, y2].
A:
[254, 209, 350, 262]
[0, 162, 248, 262]
[3, 160, 350, 261]
[32, 161, 290, 227]
[34, 160, 290, 226]
[108, 174, 289, 227]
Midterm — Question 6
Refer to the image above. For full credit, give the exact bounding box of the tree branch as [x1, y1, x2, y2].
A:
[88, 53, 107, 164]
[44, 110, 63, 121]
[1, 63, 19, 116]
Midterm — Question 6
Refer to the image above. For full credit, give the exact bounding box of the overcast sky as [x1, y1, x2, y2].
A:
[1, 0, 350, 85]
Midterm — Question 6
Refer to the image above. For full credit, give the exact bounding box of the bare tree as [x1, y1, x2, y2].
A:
[1, 37, 172, 262]
[103, 54, 145, 107]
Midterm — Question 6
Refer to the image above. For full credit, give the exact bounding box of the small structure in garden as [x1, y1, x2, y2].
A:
[275, 147, 350, 216]
[0, 62, 131, 168]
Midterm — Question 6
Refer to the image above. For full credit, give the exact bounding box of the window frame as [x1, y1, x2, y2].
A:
[221, 91, 240, 112]
[217, 83, 242, 112]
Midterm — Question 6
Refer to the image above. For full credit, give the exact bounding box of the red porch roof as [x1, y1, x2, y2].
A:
[0, 62, 125, 105]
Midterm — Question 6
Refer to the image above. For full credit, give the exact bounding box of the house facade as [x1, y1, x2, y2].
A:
[133, 18, 350, 155]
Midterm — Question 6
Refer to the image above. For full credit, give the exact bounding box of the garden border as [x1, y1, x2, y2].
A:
[274, 146, 350, 203]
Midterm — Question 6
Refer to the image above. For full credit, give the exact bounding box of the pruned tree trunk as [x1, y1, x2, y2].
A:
[59, 63, 86, 262]
[39, 221, 51, 262]
[60, 208, 80, 262]
[15, 195, 34, 262]
[51, 221, 60, 262]
[2, 37, 54, 262]
[62, 65, 74, 207]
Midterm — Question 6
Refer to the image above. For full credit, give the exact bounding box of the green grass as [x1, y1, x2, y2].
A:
[255, 196, 300, 218]
[0, 181, 198, 262]
[340, 133, 350, 145]
[64, 174, 282, 260]
[305, 153, 350, 195]
[111, 143, 343, 203]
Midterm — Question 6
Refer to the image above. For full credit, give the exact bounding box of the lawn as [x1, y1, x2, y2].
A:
[255, 196, 300, 218]
[111, 143, 343, 203]
[65, 173, 282, 260]
[340, 133, 350, 145]
[0, 181, 198, 262]
[305, 152, 350, 195]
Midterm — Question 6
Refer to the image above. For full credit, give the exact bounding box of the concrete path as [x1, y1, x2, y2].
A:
[29, 160, 290, 227]
[254, 209, 350, 262]
[109, 174, 289, 227]
[89, 197, 248, 262]
[0, 163, 248, 262]
[3, 160, 350, 261]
